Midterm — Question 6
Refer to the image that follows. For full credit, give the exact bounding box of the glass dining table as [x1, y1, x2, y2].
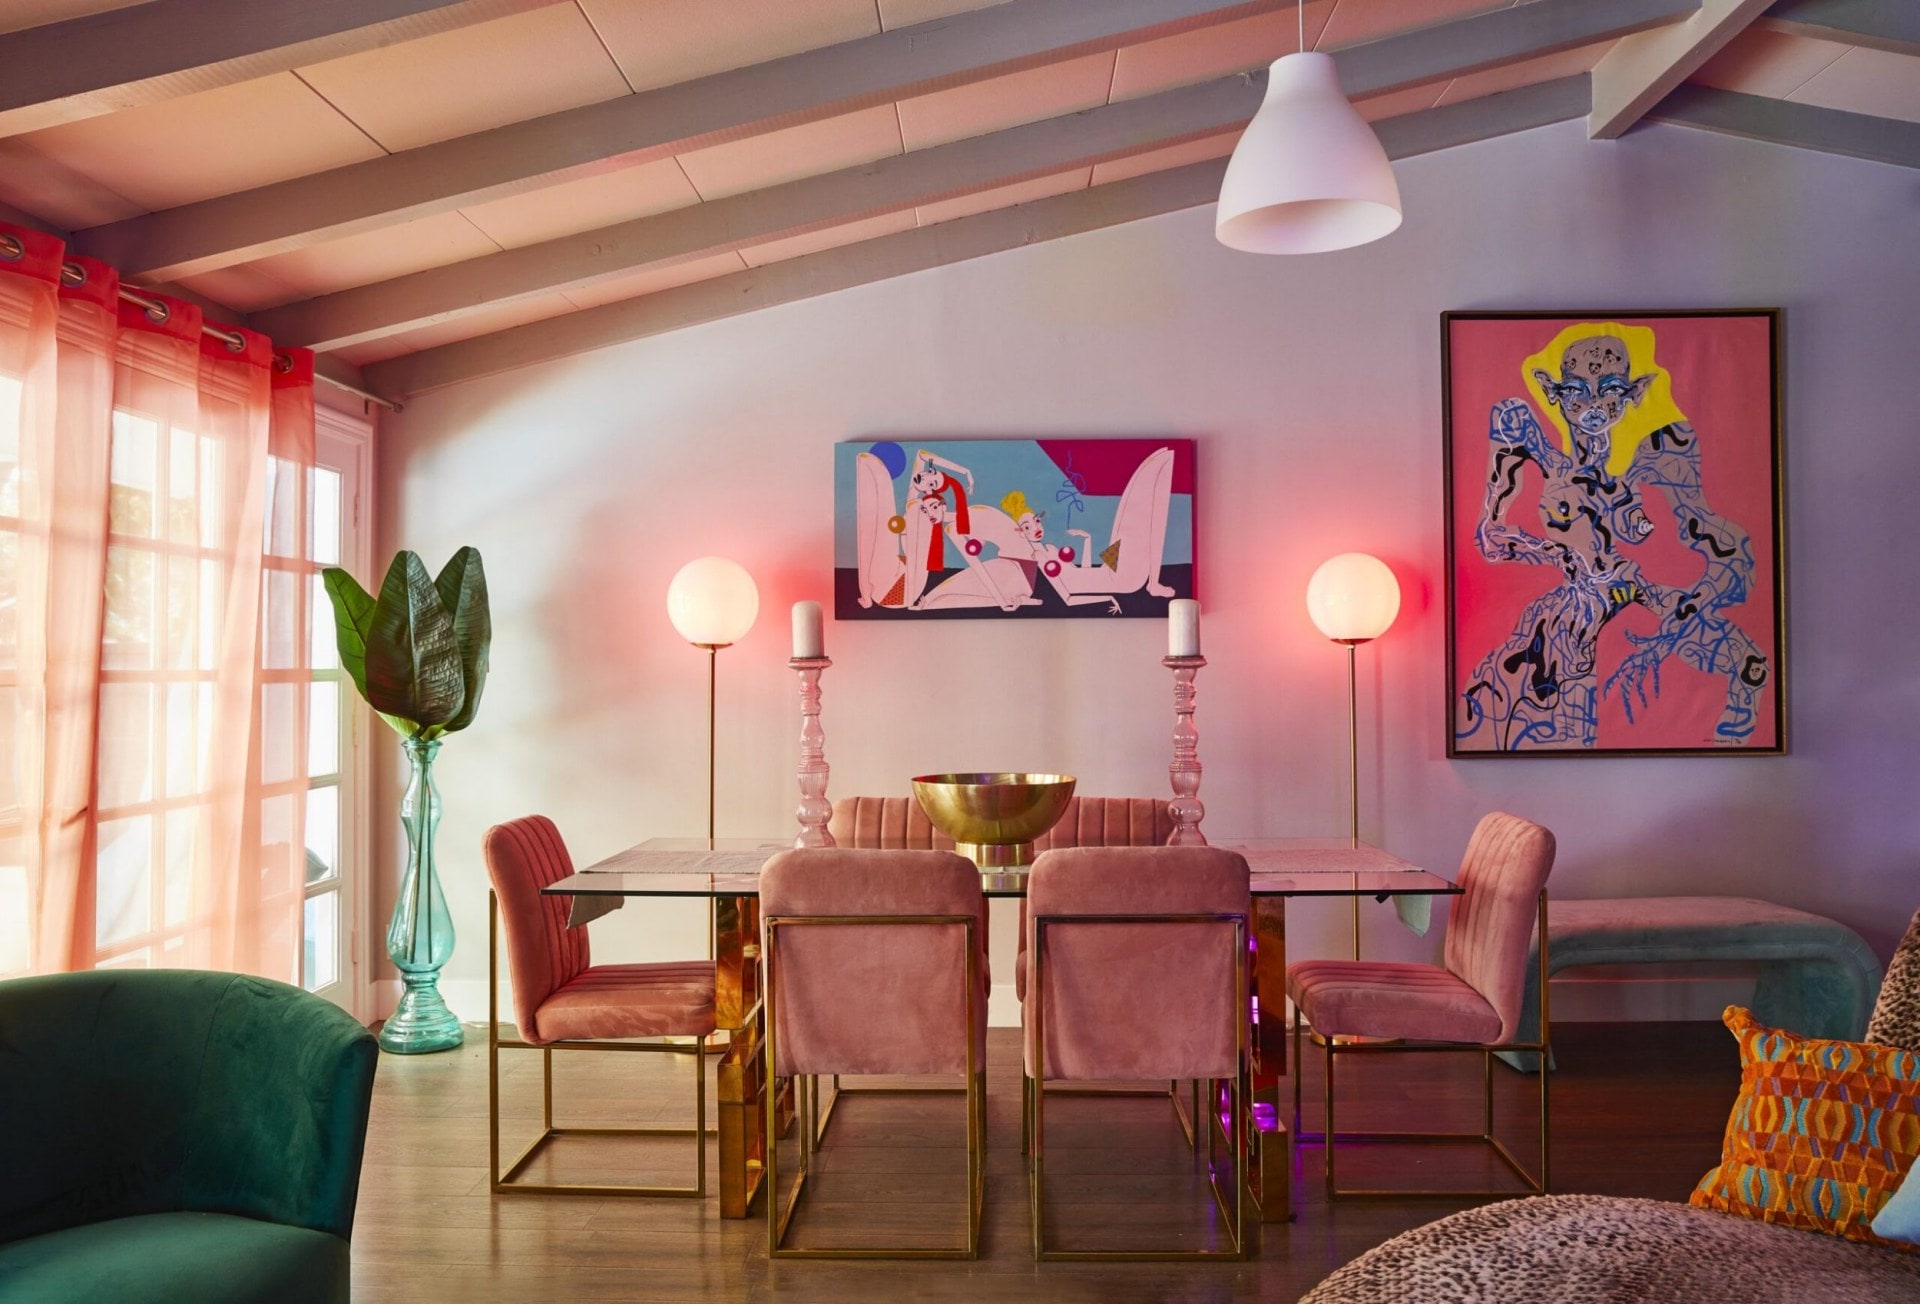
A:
[543, 836, 1460, 1223]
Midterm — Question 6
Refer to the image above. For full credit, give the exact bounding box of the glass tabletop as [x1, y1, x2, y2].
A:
[543, 837, 1459, 900]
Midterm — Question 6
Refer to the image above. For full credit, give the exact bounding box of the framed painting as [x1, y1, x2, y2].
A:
[833, 438, 1195, 620]
[1443, 310, 1784, 756]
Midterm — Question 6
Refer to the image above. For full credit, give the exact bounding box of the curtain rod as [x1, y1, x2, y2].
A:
[0, 231, 401, 413]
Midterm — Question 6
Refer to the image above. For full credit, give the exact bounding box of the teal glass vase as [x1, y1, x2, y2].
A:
[380, 736, 463, 1054]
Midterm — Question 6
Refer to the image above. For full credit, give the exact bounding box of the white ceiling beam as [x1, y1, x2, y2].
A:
[260, 0, 1691, 351]
[1646, 83, 1920, 166]
[258, 76, 1266, 350]
[1337, 0, 1696, 97]
[362, 75, 1592, 397]
[0, 0, 567, 138]
[1759, 0, 1920, 57]
[1589, 0, 1774, 139]
[73, 0, 1290, 280]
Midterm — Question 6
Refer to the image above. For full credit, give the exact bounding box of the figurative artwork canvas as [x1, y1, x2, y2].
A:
[1444, 311, 1783, 756]
[833, 439, 1195, 619]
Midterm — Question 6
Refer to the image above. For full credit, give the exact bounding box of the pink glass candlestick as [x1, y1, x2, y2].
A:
[1163, 654, 1207, 845]
[790, 656, 835, 848]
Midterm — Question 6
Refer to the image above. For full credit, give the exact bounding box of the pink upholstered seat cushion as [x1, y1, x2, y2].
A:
[1024, 846, 1249, 1082]
[1287, 959, 1502, 1044]
[484, 814, 718, 1046]
[535, 961, 718, 1042]
[761, 849, 989, 1078]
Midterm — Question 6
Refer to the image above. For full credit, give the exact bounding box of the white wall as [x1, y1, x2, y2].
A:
[378, 118, 1920, 1025]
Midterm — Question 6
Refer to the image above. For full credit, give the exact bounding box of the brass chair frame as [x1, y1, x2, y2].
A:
[1293, 892, 1551, 1199]
[764, 912, 984, 1259]
[1027, 912, 1248, 1261]
[487, 891, 709, 1198]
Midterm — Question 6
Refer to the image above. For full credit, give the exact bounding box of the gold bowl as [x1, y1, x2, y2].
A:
[911, 772, 1077, 870]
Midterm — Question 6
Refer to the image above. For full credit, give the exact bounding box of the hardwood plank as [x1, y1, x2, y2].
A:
[348, 1022, 1739, 1300]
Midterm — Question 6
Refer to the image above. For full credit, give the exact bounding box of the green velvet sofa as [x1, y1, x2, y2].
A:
[0, 969, 379, 1303]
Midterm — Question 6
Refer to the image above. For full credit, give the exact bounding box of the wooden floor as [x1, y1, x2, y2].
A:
[351, 1022, 1738, 1302]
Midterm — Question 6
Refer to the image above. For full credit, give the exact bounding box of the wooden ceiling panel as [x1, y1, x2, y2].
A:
[1691, 28, 1852, 96]
[897, 51, 1118, 151]
[295, 4, 629, 151]
[1356, 82, 1449, 121]
[172, 263, 300, 314]
[563, 251, 751, 310]
[1436, 38, 1617, 104]
[1316, 0, 1515, 50]
[578, 0, 879, 93]
[373, 289, 578, 353]
[1787, 47, 1920, 123]
[1110, 5, 1332, 102]
[16, 73, 382, 210]
[245, 210, 502, 302]
[460, 156, 701, 249]
[1088, 129, 1237, 184]
[739, 210, 918, 267]
[0, 0, 143, 36]
[876, 0, 1015, 31]
[915, 165, 1090, 224]
[676, 105, 903, 201]
[0, 136, 143, 227]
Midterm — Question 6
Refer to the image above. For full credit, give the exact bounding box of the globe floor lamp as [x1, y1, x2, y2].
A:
[1306, 553, 1401, 960]
[666, 557, 759, 850]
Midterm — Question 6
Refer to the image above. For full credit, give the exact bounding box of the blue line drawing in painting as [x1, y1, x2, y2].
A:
[1455, 323, 1769, 751]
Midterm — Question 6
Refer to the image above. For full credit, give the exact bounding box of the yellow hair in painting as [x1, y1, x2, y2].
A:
[1001, 490, 1032, 518]
[1521, 321, 1688, 477]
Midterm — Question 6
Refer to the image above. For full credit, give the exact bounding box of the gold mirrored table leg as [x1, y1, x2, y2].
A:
[1247, 895, 1291, 1221]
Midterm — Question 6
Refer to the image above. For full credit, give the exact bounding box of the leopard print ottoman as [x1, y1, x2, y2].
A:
[1866, 908, 1920, 1051]
[1299, 1195, 1920, 1303]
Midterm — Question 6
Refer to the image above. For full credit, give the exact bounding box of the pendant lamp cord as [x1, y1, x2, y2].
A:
[1297, 0, 1304, 53]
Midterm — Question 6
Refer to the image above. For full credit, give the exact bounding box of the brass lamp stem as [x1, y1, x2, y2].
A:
[1347, 640, 1359, 960]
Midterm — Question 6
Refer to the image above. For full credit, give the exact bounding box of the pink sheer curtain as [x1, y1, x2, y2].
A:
[0, 219, 311, 982]
[0, 227, 69, 974]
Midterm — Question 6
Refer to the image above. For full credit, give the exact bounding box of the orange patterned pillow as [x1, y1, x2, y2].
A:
[1691, 1006, 1920, 1248]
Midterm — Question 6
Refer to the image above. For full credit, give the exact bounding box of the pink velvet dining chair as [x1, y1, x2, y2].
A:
[1024, 845, 1250, 1260]
[1287, 811, 1557, 1199]
[830, 794, 1192, 1131]
[760, 848, 990, 1259]
[483, 815, 716, 1197]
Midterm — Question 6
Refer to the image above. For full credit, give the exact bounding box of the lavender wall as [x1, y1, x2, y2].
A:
[380, 118, 1920, 1022]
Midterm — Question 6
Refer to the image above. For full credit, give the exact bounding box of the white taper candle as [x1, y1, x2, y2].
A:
[1168, 598, 1200, 657]
[792, 600, 824, 659]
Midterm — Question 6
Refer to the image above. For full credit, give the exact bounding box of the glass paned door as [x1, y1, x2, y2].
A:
[292, 423, 367, 1010]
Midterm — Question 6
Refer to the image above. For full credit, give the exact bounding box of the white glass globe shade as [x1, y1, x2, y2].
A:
[1216, 52, 1403, 255]
[666, 557, 759, 647]
[1306, 553, 1400, 643]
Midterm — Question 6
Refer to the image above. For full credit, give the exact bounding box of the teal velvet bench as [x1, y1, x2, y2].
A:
[0, 969, 378, 1304]
[1500, 896, 1883, 1071]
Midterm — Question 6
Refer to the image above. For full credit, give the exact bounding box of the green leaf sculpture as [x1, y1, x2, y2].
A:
[322, 547, 490, 740]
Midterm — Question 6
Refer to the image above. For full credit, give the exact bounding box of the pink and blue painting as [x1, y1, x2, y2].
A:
[834, 439, 1195, 620]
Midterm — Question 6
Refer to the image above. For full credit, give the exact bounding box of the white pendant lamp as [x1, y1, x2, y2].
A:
[1216, 3, 1402, 254]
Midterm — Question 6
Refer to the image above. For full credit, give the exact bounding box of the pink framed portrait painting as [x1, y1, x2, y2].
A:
[1443, 310, 1784, 757]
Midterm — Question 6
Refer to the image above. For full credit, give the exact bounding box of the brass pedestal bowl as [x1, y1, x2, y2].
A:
[912, 772, 1076, 870]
